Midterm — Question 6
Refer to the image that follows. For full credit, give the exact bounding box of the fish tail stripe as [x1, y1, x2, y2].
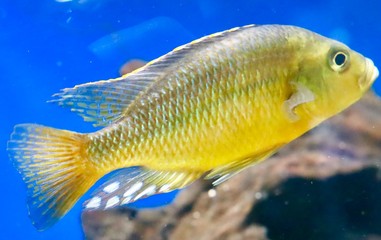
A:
[7, 124, 98, 230]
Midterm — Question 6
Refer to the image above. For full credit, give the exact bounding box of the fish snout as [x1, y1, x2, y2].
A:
[359, 58, 379, 90]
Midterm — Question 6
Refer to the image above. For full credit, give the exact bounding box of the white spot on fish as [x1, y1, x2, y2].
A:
[159, 184, 171, 192]
[208, 189, 217, 198]
[123, 181, 143, 197]
[134, 185, 156, 200]
[85, 196, 101, 209]
[103, 181, 120, 193]
[121, 196, 132, 205]
[105, 196, 120, 209]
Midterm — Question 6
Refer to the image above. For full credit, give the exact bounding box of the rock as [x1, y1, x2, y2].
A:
[82, 92, 381, 240]
[119, 59, 147, 76]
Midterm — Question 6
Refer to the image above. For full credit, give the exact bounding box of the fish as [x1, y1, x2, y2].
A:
[7, 24, 378, 230]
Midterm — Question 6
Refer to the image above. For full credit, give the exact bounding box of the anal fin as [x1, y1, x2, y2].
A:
[205, 145, 282, 186]
[84, 167, 202, 210]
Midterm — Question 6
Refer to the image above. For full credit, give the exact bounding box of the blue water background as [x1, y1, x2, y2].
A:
[0, 0, 380, 239]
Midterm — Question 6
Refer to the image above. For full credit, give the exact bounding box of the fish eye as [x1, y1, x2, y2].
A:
[334, 52, 346, 66]
[328, 48, 350, 72]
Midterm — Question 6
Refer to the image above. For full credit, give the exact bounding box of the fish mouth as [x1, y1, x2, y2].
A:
[359, 57, 379, 90]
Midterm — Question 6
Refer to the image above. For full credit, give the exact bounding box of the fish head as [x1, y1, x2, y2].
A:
[294, 35, 378, 119]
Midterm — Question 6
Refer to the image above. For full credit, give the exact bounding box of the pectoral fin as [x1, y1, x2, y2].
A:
[205, 144, 282, 186]
[283, 82, 315, 122]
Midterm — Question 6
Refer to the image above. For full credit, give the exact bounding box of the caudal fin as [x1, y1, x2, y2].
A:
[7, 124, 98, 230]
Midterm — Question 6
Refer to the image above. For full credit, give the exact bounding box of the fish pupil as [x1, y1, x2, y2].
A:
[334, 52, 346, 66]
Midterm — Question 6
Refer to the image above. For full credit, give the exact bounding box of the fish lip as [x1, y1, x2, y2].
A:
[359, 58, 379, 90]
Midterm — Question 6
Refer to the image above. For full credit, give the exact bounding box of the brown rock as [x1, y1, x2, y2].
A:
[119, 59, 147, 76]
[82, 92, 381, 240]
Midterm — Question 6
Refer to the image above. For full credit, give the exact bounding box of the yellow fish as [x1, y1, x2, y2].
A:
[7, 24, 379, 230]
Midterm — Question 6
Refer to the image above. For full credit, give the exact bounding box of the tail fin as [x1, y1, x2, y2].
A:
[7, 124, 98, 230]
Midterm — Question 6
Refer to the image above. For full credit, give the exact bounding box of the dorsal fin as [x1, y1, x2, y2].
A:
[49, 75, 154, 127]
[50, 24, 257, 127]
